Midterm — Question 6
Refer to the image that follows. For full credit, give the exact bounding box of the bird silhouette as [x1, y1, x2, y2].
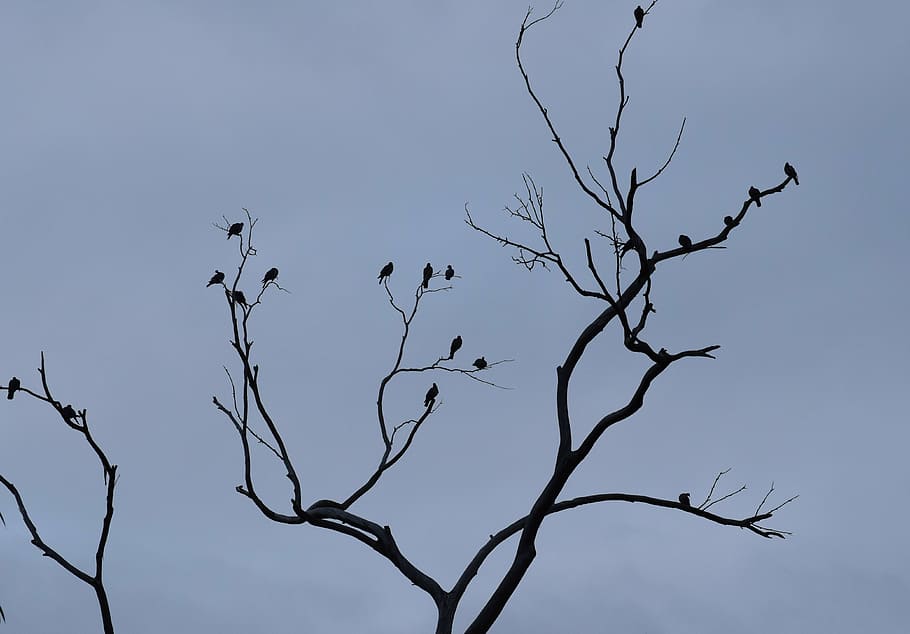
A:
[61, 404, 77, 422]
[472, 357, 487, 370]
[7, 377, 20, 400]
[748, 186, 762, 207]
[679, 492, 691, 507]
[424, 383, 439, 408]
[227, 222, 244, 239]
[262, 267, 279, 286]
[445, 265, 455, 280]
[232, 290, 248, 306]
[422, 263, 433, 289]
[784, 162, 799, 185]
[634, 5, 644, 28]
[723, 216, 735, 227]
[207, 270, 225, 287]
[449, 336, 462, 360]
[678, 234, 692, 249]
[378, 261, 394, 284]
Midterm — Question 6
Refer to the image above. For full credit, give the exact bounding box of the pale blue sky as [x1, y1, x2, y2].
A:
[1, 1, 908, 632]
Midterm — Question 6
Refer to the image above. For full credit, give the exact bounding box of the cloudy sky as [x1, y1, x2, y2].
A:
[1, 1, 907, 632]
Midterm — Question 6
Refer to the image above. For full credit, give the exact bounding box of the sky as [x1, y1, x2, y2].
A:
[1, 0, 908, 632]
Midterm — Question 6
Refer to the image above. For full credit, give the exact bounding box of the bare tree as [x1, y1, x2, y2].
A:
[0, 354, 118, 633]
[208, 4, 798, 632]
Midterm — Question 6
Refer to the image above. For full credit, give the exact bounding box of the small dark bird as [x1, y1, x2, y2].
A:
[748, 186, 762, 207]
[378, 261, 394, 284]
[449, 335, 463, 360]
[262, 267, 279, 286]
[61, 404, 77, 422]
[679, 492, 691, 508]
[7, 377, 20, 400]
[422, 263, 433, 289]
[227, 222, 244, 239]
[784, 162, 799, 185]
[232, 290, 248, 306]
[472, 357, 487, 370]
[445, 265, 455, 281]
[634, 5, 644, 28]
[424, 383, 439, 408]
[723, 215, 735, 227]
[207, 270, 225, 287]
[678, 234, 692, 249]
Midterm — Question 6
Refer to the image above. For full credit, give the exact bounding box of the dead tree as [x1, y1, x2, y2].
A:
[209, 5, 798, 633]
[0, 354, 117, 633]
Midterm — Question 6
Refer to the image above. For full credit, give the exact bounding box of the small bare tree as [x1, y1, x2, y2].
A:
[1, 354, 117, 633]
[208, 4, 798, 633]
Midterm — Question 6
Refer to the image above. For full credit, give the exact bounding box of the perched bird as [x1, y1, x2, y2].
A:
[472, 357, 487, 370]
[422, 263, 433, 289]
[748, 186, 762, 207]
[424, 383, 439, 408]
[449, 336, 463, 360]
[262, 267, 279, 286]
[784, 162, 799, 185]
[232, 290, 248, 306]
[679, 492, 691, 508]
[61, 404, 77, 422]
[207, 270, 225, 287]
[634, 5, 645, 28]
[444, 265, 455, 281]
[227, 222, 244, 239]
[678, 234, 692, 249]
[378, 261, 394, 284]
[723, 215, 735, 227]
[7, 377, 20, 400]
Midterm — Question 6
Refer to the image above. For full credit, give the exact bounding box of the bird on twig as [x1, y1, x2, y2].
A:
[723, 216, 735, 228]
[445, 265, 455, 281]
[7, 377, 20, 400]
[449, 336, 463, 360]
[207, 270, 225, 287]
[227, 222, 244, 239]
[679, 492, 691, 508]
[748, 186, 762, 207]
[378, 261, 394, 284]
[232, 290, 248, 306]
[61, 404, 77, 422]
[784, 162, 799, 185]
[472, 357, 487, 370]
[424, 383, 439, 408]
[678, 234, 692, 249]
[262, 267, 279, 286]
[422, 263, 433, 289]
[634, 5, 645, 28]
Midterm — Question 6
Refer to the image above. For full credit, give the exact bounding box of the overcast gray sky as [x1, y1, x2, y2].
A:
[1, 1, 908, 632]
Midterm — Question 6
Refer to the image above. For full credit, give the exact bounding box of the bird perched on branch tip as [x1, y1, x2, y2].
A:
[7, 377, 20, 400]
[424, 383, 439, 408]
[422, 263, 433, 289]
[784, 162, 799, 185]
[472, 357, 487, 370]
[207, 270, 225, 287]
[262, 267, 279, 286]
[634, 5, 645, 28]
[748, 186, 762, 207]
[449, 336, 462, 360]
[227, 222, 244, 239]
[378, 261, 393, 284]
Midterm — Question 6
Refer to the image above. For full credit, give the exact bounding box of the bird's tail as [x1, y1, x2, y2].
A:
[6, 391, 13, 400]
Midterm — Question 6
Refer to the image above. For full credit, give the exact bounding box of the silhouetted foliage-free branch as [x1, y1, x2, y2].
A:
[0, 353, 117, 633]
